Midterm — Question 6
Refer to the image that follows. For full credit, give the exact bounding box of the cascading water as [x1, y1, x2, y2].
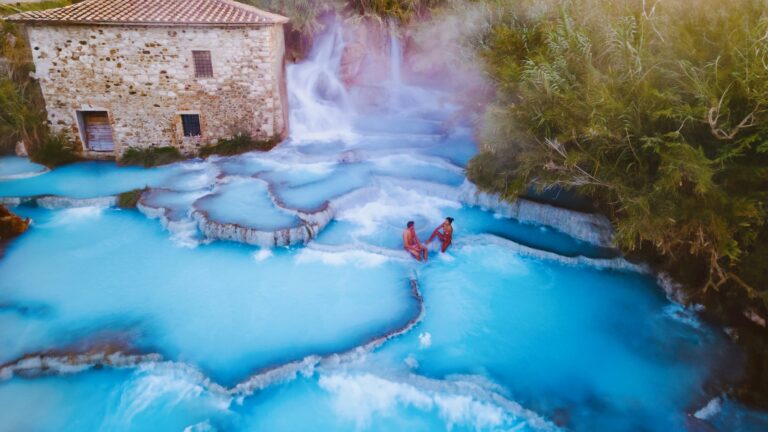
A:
[287, 24, 355, 141]
[389, 20, 402, 86]
[0, 21, 766, 432]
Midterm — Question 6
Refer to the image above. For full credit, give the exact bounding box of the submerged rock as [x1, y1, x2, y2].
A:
[0, 204, 30, 239]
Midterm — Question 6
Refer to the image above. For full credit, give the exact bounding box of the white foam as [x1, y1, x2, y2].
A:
[183, 420, 215, 432]
[100, 363, 231, 431]
[168, 219, 202, 249]
[370, 153, 464, 175]
[42, 205, 105, 227]
[252, 249, 274, 262]
[418, 332, 432, 349]
[662, 304, 702, 329]
[295, 248, 390, 268]
[404, 355, 419, 369]
[319, 373, 434, 428]
[335, 183, 460, 237]
[437, 252, 455, 262]
[317, 373, 556, 431]
[434, 393, 506, 430]
[693, 397, 722, 420]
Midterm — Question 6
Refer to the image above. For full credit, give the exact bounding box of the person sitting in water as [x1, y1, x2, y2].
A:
[427, 217, 454, 252]
[403, 220, 428, 262]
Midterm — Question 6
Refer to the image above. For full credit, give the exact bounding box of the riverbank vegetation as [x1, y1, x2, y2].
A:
[244, 0, 446, 59]
[199, 133, 280, 158]
[466, 0, 768, 407]
[116, 188, 147, 209]
[119, 146, 185, 167]
[1, 1, 78, 167]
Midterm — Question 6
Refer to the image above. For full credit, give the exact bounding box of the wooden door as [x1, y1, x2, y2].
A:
[84, 112, 114, 152]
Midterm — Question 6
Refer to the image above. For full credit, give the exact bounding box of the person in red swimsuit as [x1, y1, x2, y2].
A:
[403, 220, 428, 261]
[427, 217, 454, 252]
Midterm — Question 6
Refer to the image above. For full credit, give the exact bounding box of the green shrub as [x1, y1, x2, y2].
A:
[119, 146, 185, 167]
[469, 0, 768, 407]
[116, 188, 147, 209]
[471, 0, 768, 295]
[27, 132, 81, 168]
[199, 133, 280, 158]
[346, 0, 446, 22]
[0, 24, 47, 155]
[1, 2, 73, 156]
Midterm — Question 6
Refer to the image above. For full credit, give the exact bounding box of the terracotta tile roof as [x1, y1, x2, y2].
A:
[6, 0, 288, 26]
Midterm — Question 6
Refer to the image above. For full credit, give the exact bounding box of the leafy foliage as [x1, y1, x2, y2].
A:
[29, 132, 81, 167]
[1, 1, 78, 166]
[199, 132, 280, 158]
[469, 0, 768, 407]
[0, 20, 45, 155]
[346, 0, 447, 22]
[119, 146, 184, 167]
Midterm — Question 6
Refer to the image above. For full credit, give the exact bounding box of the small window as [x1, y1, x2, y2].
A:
[181, 114, 201, 137]
[192, 50, 213, 78]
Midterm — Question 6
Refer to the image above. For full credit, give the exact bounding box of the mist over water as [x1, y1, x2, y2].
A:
[0, 19, 766, 432]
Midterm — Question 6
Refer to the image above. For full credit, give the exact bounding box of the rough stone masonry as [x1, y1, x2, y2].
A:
[10, 0, 289, 159]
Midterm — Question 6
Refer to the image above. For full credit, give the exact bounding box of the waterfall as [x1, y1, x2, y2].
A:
[389, 20, 402, 86]
[287, 24, 354, 142]
[286, 20, 448, 142]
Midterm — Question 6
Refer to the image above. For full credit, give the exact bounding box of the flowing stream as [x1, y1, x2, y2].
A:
[0, 24, 766, 432]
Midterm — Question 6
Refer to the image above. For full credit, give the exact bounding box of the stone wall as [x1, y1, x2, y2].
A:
[25, 23, 288, 158]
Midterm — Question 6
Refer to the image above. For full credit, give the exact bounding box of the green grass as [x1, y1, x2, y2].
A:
[119, 146, 185, 167]
[116, 188, 147, 209]
[199, 133, 280, 158]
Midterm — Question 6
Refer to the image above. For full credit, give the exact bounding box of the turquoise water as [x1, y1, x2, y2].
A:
[0, 156, 48, 179]
[0, 161, 184, 198]
[1, 23, 765, 432]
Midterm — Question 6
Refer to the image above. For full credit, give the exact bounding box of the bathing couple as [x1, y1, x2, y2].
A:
[402, 217, 453, 261]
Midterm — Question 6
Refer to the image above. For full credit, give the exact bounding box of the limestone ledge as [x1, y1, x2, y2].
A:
[190, 202, 333, 247]
[458, 180, 615, 248]
[191, 209, 310, 247]
[192, 174, 333, 246]
[0, 195, 115, 209]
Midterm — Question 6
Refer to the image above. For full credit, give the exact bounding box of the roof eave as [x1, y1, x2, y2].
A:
[3, 18, 286, 27]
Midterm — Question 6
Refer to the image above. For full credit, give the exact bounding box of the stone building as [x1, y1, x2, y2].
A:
[8, 0, 289, 158]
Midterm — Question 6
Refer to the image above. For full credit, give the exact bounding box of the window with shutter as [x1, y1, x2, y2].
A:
[192, 51, 213, 78]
